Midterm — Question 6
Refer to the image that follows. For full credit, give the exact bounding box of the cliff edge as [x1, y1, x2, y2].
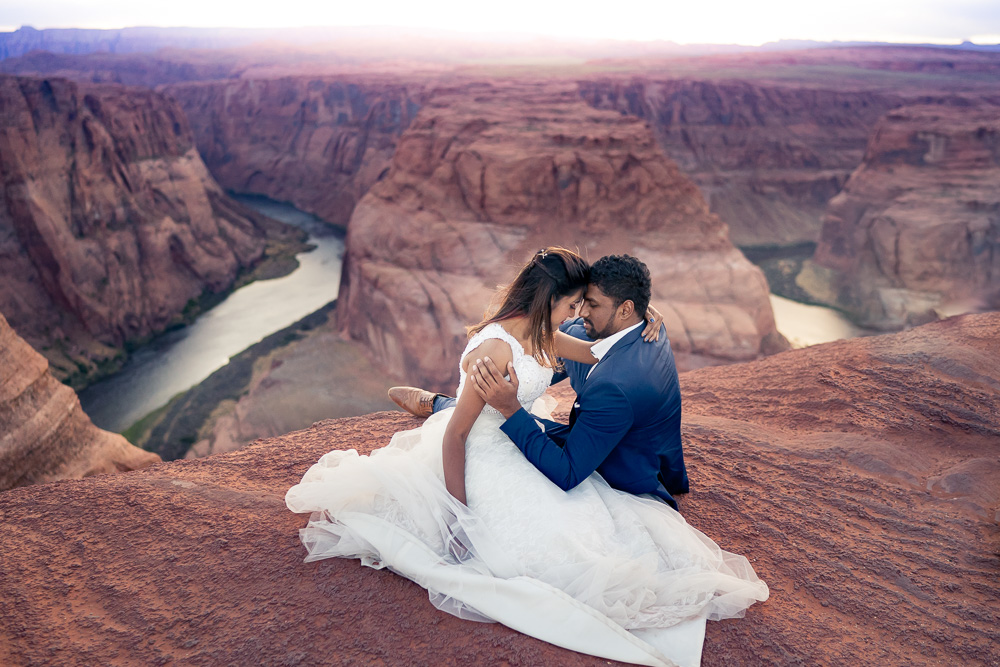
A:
[0, 311, 159, 491]
[0, 312, 996, 665]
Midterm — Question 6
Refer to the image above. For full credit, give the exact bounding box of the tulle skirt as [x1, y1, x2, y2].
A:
[285, 407, 769, 667]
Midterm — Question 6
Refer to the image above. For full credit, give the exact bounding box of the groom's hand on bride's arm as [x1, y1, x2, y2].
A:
[471, 357, 521, 419]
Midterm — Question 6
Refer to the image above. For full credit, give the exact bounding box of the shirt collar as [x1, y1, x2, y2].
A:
[590, 321, 643, 363]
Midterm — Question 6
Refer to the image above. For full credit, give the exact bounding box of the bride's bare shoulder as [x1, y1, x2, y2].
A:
[461, 337, 514, 374]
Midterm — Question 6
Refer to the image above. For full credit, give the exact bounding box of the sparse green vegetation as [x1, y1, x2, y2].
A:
[123, 300, 337, 460]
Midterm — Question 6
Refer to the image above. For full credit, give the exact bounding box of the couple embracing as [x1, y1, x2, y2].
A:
[285, 248, 768, 667]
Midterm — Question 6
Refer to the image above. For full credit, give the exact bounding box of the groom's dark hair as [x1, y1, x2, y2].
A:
[590, 255, 651, 316]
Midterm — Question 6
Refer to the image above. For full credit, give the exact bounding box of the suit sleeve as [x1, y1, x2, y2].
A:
[500, 382, 634, 491]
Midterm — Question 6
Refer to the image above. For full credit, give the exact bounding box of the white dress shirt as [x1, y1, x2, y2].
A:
[586, 322, 644, 379]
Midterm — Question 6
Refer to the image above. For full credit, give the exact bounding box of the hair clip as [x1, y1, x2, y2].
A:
[537, 249, 548, 259]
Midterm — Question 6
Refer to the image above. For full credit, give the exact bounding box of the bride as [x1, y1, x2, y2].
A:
[285, 247, 768, 667]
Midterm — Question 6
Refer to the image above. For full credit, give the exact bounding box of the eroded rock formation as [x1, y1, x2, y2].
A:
[0, 75, 300, 387]
[338, 81, 786, 392]
[163, 77, 423, 226]
[579, 78, 905, 247]
[0, 313, 996, 665]
[0, 311, 159, 491]
[799, 104, 1000, 329]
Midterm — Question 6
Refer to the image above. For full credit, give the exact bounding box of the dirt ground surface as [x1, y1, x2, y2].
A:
[1, 313, 998, 666]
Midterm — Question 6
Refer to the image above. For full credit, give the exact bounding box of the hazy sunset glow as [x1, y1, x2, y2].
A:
[2, 0, 999, 46]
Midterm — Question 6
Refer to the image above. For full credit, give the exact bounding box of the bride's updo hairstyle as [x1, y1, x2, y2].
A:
[469, 247, 589, 367]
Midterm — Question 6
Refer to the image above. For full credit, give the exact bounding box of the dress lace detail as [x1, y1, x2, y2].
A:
[285, 323, 768, 667]
[455, 323, 553, 418]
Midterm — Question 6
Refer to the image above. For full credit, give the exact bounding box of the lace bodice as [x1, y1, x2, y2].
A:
[456, 323, 553, 417]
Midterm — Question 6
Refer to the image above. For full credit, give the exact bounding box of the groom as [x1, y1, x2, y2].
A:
[391, 254, 688, 509]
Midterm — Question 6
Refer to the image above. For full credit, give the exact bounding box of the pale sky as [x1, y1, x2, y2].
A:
[2, 0, 999, 46]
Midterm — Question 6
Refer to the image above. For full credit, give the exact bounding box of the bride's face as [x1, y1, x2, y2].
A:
[551, 290, 584, 330]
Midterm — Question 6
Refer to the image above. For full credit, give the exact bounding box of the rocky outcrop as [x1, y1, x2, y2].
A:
[0, 75, 302, 387]
[338, 81, 786, 392]
[0, 313, 996, 665]
[163, 77, 424, 226]
[799, 104, 1000, 329]
[579, 78, 905, 247]
[0, 311, 159, 491]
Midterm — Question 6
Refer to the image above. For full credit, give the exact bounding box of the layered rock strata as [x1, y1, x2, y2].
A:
[0, 75, 300, 386]
[0, 311, 159, 491]
[799, 104, 1000, 329]
[338, 81, 786, 392]
[0, 313, 996, 665]
[579, 78, 905, 247]
[163, 77, 423, 226]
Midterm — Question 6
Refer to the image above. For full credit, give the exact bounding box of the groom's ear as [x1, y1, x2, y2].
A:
[618, 299, 635, 320]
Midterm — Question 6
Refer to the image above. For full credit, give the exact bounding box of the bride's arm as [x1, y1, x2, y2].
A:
[553, 305, 666, 365]
[442, 339, 514, 504]
[554, 330, 597, 365]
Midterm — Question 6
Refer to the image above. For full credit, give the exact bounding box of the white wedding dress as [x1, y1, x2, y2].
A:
[285, 324, 769, 667]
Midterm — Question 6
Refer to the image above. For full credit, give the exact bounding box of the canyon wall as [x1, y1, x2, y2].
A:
[337, 81, 786, 393]
[0, 311, 159, 491]
[579, 78, 905, 247]
[0, 312, 996, 665]
[163, 77, 424, 226]
[0, 75, 299, 387]
[799, 104, 1000, 329]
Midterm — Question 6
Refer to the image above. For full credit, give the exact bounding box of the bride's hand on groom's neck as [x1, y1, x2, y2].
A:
[471, 357, 521, 419]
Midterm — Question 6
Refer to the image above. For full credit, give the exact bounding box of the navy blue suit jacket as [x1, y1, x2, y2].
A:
[500, 318, 688, 509]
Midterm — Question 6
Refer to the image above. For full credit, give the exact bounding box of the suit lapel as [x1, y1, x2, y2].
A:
[571, 325, 644, 427]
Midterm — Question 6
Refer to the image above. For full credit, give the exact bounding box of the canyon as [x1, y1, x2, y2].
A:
[0, 41, 998, 665]
[336, 80, 786, 392]
[800, 104, 1000, 329]
[0, 311, 159, 491]
[8, 47, 999, 256]
[579, 79, 904, 247]
[0, 312, 996, 664]
[0, 74, 304, 388]
[162, 77, 423, 227]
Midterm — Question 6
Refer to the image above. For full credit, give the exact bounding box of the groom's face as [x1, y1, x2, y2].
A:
[579, 285, 622, 340]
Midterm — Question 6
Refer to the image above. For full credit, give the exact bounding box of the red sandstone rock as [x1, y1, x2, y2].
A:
[0, 313, 996, 665]
[579, 78, 906, 247]
[163, 77, 424, 226]
[0, 311, 159, 491]
[801, 104, 1000, 329]
[0, 75, 295, 386]
[337, 81, 786, 392]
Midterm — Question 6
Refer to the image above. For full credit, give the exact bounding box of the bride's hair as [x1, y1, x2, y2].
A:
[469, 246, 589, 367]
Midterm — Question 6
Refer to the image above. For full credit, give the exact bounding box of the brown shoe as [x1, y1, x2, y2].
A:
[388, 386, 439, 418]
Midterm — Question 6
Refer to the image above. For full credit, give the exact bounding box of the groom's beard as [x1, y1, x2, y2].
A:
[583, 318, 616, 340]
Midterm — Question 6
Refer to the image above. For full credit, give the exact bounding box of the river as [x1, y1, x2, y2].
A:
[79, 195, 345, 433]
[79, 214, 870, 433]
[768, 294, 871, 348]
